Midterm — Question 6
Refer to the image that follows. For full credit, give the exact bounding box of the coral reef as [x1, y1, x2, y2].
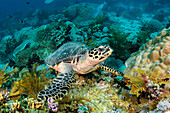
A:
[156, 98, 170, 111]
[125, 68, 170, 99]
[1, 4, 170, 112]
[13, 40, 31, 57]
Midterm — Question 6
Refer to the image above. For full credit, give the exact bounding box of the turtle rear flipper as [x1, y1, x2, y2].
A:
[37, 70, 75, 101]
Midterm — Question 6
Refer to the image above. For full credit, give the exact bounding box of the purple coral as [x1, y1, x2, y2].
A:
[48, 97, 58, 112]
[142, 75, 167, 100]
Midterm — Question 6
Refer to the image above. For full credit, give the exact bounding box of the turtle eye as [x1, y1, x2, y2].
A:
[99, 48, 104, 52]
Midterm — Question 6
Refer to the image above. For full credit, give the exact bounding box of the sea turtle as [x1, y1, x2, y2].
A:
[37, 41, 122, 101]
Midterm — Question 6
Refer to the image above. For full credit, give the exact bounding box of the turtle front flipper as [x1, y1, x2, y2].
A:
[99, 64, 124, 77]
[37, 70, 75, 101]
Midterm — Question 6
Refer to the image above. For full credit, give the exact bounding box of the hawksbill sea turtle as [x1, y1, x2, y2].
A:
[37, 41, 123, 101]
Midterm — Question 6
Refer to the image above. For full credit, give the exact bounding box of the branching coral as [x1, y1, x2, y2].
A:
[123, 68, 170, 112]
[0, 64, 10, 88]
[9, 63, 51, 100]
[0, 64, 18, 88]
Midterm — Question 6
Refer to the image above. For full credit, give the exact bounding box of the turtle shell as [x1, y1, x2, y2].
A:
[45, 41, 89, 67]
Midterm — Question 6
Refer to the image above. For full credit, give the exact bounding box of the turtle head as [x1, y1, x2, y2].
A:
[87, 45, 113, 64]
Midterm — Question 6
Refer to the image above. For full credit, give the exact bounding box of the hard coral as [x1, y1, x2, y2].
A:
[124, 27, 170, 77]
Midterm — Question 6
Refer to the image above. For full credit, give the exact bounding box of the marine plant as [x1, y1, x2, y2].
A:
[0, 64, 18, 111]
[10, 63, 51, 100]
[107, 27, 132, 61]
[135, 30, 152, 48]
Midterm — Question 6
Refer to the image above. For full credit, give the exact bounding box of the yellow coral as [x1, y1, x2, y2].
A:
[0, 64, 18, 88]
[10, 63, 51, 100]
[123, 68, 170, 111]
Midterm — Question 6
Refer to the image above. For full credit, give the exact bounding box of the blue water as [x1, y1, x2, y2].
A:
[0, 0, 71, 18]
[1, 0, 167, 19]
[0, 0, 170, 60]
[0, 0, 103, 18]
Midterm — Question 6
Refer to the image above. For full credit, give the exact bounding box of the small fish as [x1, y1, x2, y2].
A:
[20, 19, 25, 24]
[9, 15, 13, 18]
[116, 6, 130, 17]
[26, 1, 30, 5]
[93, 1, 106, 18]
[44, 0, 54, 4]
